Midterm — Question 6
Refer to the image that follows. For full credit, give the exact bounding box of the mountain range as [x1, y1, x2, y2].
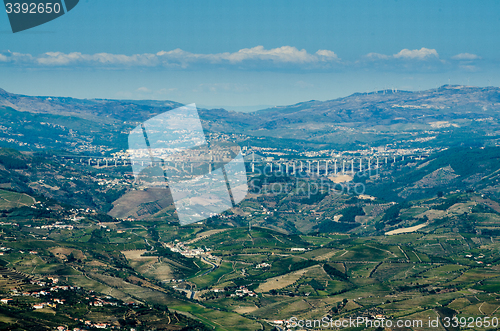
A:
[1, 85, 500, 152]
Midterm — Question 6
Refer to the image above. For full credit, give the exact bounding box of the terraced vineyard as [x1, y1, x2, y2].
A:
[0, 191, 499, 330]
[0, 145, 499, 329]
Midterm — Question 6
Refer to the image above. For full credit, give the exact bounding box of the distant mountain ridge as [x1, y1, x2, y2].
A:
[2, 84, 500, 125]
[0, 88, 183, 123]
[1, 85, 500, 151]
[253, 85, 500, 125]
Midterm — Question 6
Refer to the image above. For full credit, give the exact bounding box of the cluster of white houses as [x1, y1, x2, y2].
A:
[166, 241, 213, 258]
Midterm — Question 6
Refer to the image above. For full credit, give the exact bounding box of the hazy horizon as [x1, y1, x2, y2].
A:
[2, 0, 500, 106]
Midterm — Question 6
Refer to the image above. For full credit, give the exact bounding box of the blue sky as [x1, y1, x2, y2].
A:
[1, 0, 499, 109]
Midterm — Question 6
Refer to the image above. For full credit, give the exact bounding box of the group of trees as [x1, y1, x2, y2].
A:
[323, 263, 348, 280]
[314, 206, 365, 234]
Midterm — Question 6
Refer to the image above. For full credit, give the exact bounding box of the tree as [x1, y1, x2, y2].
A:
[67, 252, 76, 262]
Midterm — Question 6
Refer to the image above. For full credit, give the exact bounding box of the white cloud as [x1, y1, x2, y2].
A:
[37, 52, 83, 65]
[157, 46, 339, 64]
[1, 46, 479, 73]
[224, 46, 317, 63]
[363, 48, 439, 62]
[36, 52, 159, 66]
[393, 48, 439, 60]
[451, 53, 480, 60]
[357, 48, 454, 72]
[364, 52, 390, 60]
[136, 87, 151, 93]
[0, 46, 342, 69]
[315, 49, 340, 61]
[0, 50, 34, 64]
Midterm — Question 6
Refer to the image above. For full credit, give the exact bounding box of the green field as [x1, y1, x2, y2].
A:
[0, 189, 34, 209]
